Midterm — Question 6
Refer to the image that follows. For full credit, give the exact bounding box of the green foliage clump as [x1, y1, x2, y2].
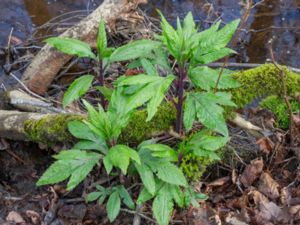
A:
[231, 64, 300, 108]
[37, 13, 240, 225]
[260, 95, 300, 129]
[24, 114, 83, 145]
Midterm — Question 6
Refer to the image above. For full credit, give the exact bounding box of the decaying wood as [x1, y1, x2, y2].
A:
[0, 90, 67, 113]
[0, 110, 46, 140]
[22, 0, 147, 95]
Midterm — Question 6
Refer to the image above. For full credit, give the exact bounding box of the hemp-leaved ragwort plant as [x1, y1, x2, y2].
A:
[37, 12, 240, 225]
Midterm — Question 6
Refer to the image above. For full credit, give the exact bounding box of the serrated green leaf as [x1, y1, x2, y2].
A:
[37, 150, 101, 190]
[146, 75, 175, 121]
[109, 40, 161, 62]
[169, 184, 185, 208]
[141, 58, 157, 76]
[82, 100, 112, 140]
[187, 92, 228, 136]
[157, 10, 180, 61]
[183, 12, 196, 39]
[116, 74, 175, 121]
[195, 48, 235, 64]
[188, 66, 240, 91]
[97, 21, 108, 59]
[36, 160, 72, 186]
[188, 131, 228, 151]
[86, 191, 102, 202]
[184, 95, 196, 131]
[143, 144, 177, 161]
[156, 163, 187, 187]
[215, 92, 236, 107]
[117, 186, 135, 209]
[106, 191, 121, 222]
[45, 37, 96, 59]
[73, 140, 107, 153]
[105, 145, 140, 174]
[152, 186, 174, 225]
[103, 156, 113, 174]
[135, 163, 156, 195]
[63, 75, 94, 107]
[95, 86, 113, 101]
[68, 120, 96, 141]
[137, 187, 154, 205]
[192, 19, 240, 65]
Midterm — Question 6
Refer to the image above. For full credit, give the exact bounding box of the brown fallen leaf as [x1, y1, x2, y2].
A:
[280, 187, 291, 205]
[57, 204, 87, 223]
[207, 176, 230, 187]
[6, 211, 25, 224]
[26, 210, 41, 225]
[289, 205, 300, 220]
[256, 137, 274, 154]
[292, 115, 300, 127]
[188, 204, 219, 225]
[258, 172, 280, 200]
[225, 212, 250, 225]
[240, 158, 264, 187]
[250, 190, 290, 224]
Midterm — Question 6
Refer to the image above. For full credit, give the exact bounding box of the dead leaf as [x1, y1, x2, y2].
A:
[258, 173, 280, 200]
[188, 204, 219, 225]
[292, 115, 300, 127]
[289, 205, 300, 220]
[250, 190, 289, 223]
[26, 210, 41, 225]
[225, 212, 249, 225]
[57, 204, 87, 223]
[6, 211, 25, 224]
[256, 137, 274, 154]
[207, 176, 230, 187]
[280, 187, 290, 205]
[125, 69, 143, 76]
[240, 158, 264, 187]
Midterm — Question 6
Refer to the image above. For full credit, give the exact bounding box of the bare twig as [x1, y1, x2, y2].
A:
[268, 43, 294, 145]
[214, 0, 253, 93]
[121, 208, 156, 223]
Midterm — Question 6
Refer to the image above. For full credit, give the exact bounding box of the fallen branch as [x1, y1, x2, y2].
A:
[22, 0, 147, 95]
[0, 110, 82, 142]
[0, 89, 67, 114]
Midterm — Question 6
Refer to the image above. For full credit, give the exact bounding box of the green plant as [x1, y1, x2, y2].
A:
[38, 12, 240, 225]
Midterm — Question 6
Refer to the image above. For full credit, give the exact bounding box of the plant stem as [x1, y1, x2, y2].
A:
[175, 66, 186, 134]
[98, 60, 105, 107]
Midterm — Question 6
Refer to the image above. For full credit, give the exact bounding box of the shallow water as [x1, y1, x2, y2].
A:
[0, 0, 300, 67]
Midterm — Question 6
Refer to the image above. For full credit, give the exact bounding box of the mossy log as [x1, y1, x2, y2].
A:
[232, 64, 300, 108]
[0, 111, 83, 142]
[1, 64, 300, 145]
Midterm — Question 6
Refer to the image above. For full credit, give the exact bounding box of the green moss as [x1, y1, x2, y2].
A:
[119, 102, 176, 144]
[260, 95, 300, 129]
[180, 153, 213, 181]
[24, 114, 84, 145]
[231, 64, 300, 108]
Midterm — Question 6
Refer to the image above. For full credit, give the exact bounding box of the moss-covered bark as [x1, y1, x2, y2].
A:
[24, 114, 84, 144]
[232, 64, 300, 108]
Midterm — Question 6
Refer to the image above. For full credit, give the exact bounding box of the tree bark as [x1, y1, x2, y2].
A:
[22, 0, 147, 95]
